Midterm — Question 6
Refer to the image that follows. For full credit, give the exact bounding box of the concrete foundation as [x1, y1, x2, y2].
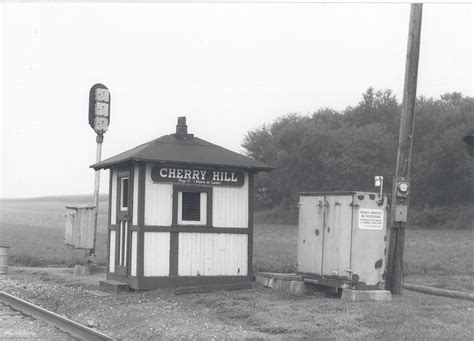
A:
[99, 280, 130, 294]
[256, 272, 391, 301]
[256, 272, 321, 296]
[341, 289, 392, 302]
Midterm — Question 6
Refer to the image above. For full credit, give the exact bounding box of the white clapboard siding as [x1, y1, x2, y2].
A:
[145, 164, 173, 226]
[109, 230, 116, 273]
[133, 165, 139, 225]
[178, 233, 248, 276]
[110, 170, 117, 225]
[131, 231, 137, 276]
[212, 173, 249, 228]
[143, 232, 170, 276]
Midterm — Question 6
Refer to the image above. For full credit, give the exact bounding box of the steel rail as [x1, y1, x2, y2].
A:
[0, 291, 113, 341]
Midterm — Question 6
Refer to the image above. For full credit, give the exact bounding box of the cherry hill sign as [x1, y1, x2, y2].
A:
[151, 165, 245, 187]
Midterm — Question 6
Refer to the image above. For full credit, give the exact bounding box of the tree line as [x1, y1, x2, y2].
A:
[242, 88, 474, 212]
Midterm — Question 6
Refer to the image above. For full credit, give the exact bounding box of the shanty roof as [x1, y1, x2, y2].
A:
[91, 118, 273, 171]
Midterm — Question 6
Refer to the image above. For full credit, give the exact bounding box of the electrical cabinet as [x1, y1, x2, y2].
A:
[297, 192, 388, 289]
[64, 205, 96, 249]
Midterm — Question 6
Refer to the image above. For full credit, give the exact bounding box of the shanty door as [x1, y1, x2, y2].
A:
[297, 195, 324, 275]
[115, 171, 132, 276]
[321, 195, 353, 279]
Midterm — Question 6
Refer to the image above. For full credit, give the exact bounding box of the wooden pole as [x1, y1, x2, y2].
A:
[90, 134, 103, 258]
[385, 3, 423, 295]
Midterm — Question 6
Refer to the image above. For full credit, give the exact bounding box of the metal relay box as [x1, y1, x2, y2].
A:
[64, 204, 96, 250]
[297, 191, 388, 289]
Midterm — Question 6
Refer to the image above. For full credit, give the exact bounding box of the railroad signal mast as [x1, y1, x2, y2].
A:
[88, 83, 111, 259]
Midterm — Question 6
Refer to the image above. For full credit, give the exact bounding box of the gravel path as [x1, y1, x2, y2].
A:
[1, 267, 473, 340]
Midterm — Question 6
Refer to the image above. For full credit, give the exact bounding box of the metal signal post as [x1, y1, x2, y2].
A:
[89, 84, 111, 258]
[385, 4, 423, 295]
[91, 133, 104, 258]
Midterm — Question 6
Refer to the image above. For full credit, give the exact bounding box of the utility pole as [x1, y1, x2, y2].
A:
[385, 3, 423, 295]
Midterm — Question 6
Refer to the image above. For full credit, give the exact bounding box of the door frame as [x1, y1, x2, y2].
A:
[115, 169, 133, 276]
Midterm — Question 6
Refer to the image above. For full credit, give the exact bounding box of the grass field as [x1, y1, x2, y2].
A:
[1, 196, 472, 292]
[0, 196, 108, 267]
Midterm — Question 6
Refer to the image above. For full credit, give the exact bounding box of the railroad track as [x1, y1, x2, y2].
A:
[0, 291, 113, 340]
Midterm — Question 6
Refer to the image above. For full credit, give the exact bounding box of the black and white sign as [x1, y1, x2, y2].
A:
[151, 166, 245, 187]
[358, 209, 384, 230]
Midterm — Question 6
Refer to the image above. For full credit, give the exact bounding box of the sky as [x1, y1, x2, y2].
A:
[1, 2, 472, 198]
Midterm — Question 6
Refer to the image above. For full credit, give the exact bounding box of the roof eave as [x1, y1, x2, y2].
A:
[90, 158, 274, 172]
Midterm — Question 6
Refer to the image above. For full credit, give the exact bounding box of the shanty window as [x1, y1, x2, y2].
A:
[120, 177, 129, 211]
[178, 191, 207, 225]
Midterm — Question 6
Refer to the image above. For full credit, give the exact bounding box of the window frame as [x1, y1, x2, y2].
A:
[178, 191, 207, 225]
[172, 185, 212, 227]
[119, 176, 130, 211]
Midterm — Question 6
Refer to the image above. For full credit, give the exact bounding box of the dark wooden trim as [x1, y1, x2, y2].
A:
[247, 171, 255, 281]
[175, 282, 252, 295]
[172, 185, 178, 226]
[142, 225, 249, 234]
[106, 229, 111, 274]
[107, 169, 113, 273]
[115, 172, 121, 272]
[106, 273, 252, 290]
[108, 170, 113, 226]
[169, 233, 179, 276]
[172, 185, 213, 227]
[127, 165, 135, 276]
[137, 163, 146, 279]
[206, 186, 212, 226]
[114, 167, 134, 276]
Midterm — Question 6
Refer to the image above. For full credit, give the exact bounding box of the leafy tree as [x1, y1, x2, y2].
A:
[243, 88, 474, 210]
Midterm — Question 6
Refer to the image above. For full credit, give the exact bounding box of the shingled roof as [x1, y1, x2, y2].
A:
[91, 117, 273, 171]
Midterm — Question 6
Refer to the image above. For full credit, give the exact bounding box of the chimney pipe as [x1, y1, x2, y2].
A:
[176, 116, 188, 135]
[175, 116, 194, 140]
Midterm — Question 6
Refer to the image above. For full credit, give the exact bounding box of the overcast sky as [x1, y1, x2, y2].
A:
[1, 3, 472, 198]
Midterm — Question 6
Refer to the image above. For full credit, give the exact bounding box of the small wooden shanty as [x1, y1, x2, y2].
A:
[92, 117, 272, 291]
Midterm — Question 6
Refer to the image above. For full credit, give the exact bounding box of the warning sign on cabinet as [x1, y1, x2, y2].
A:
[358, 209, 384, 230]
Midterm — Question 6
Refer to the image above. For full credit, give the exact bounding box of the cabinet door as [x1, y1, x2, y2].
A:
[351, 193, 388, 286]
[64, 210, 75, 246]
[297, 196, 324, 275]
[321, 195, 353, 279]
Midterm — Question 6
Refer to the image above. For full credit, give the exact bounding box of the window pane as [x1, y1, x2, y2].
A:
[182, 192, 201, 221]
[121, 178, 129, 209]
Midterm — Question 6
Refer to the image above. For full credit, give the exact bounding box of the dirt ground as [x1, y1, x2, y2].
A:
[1, 267, 473, 340]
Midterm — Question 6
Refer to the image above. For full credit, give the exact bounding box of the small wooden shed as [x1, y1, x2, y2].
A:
[92, 117, 272, 290]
